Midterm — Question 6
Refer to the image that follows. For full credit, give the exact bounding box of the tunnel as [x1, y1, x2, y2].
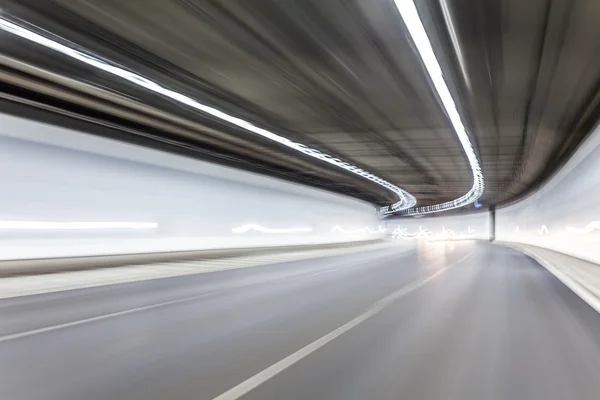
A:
[1, 1, 600, 399]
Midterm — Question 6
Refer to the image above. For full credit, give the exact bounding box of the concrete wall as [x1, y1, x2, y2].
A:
[496, 122, 600, 264]
[0, 113, 381, 260]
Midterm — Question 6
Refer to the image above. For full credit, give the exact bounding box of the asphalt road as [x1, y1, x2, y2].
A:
[1, 242, 600, 400]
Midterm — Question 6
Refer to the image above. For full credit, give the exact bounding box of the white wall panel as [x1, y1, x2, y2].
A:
[0, 113, 381, 260]
[496, 122, 600, 264]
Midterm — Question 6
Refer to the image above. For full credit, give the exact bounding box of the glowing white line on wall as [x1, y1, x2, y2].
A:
[566, 221, 600, 235]
[366, 226, 387, 234]
[537, 225, 549, 235]
[392, 227, 418, 240]
[0, 17, 416, 214]
[390, 0, 484, 216]
[0, 220, 158, 230]
[232, 224, 312, 234]
[330, 226, 365, 234]
[330, 225, 387, 234]
[392, 225, 476, 241]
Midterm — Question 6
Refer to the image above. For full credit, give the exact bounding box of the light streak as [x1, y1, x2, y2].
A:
[330, 225, 387, 234]
[389, 0, 484, 216]
[0, 16, 416, 214]
[392, 225, 476, 241]
[232, 224, 312, 234]
[0, 220, 158, 230]
[566, 221, 600, 235]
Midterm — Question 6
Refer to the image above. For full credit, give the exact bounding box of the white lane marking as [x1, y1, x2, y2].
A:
[0, 251, 406, 341]
[0, 243, 405, 300]
[0, 291, 216, 343]
[0, 270, 332, 342]
[286, 268, 339, 282]
[212, 250, 474, 400]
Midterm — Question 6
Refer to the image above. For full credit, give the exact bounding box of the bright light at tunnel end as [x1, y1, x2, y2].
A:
[0, 16, 417, 215]
[388, 0, 484, 217]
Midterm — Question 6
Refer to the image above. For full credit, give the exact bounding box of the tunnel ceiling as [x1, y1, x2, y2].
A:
[2, 0, 600, 212]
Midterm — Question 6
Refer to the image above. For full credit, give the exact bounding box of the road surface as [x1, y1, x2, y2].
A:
[1, 242, 600, 400]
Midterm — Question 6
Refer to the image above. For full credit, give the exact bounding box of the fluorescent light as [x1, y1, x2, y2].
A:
[566, 221, 600, 235]
[390, 0, 484, 216]
[0, 17, 417, 214]
[232, 224, 312, 234]
[0, 220, 158, 230]
[439, 0, 471, 91]
[391, 225, 476, 240]
[330, 225, 386, 234]
[330, 226, 366, 234]
[537, 225, 549, 235]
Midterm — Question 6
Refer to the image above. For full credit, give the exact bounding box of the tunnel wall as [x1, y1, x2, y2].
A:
[0, 113, 382, 260]
[496, 122, 600, 264]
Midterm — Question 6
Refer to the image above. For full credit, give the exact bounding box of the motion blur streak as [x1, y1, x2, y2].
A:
[391, 0, 484, 215]
[2, 2, 600, 400]
[0, 221, 158, 230]
[231, 224, 313, 234]
[1, 243, 600, 400]
[0, 112, 380, 260]
[566, 222, 600, 235]
[329, 225, 387, 234]
[0, 16, 416, 213]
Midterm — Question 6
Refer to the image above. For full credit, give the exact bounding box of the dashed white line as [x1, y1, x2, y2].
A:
[212, 250, 474, 400]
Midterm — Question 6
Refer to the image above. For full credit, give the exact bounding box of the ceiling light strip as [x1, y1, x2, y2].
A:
[390, 0, 484, 216]
[0, 17, 416, 213]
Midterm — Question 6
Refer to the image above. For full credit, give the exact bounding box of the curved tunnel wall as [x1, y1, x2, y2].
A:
[386, 120, 600, 266]
[0, 113, 382, 260]
[495, 122, 600, 264]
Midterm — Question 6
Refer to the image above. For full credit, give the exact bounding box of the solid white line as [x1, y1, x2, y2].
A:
[0, 291, 216, 343]
[0, 266, 332, 340]
[0, 253, 392, 340]
[212, 250, 474, 400]
[0, 247, 421, 343]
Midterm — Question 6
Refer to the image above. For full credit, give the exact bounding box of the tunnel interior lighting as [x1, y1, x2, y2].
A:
[0, 220, 158, 230]
[389, 0, 484, 216]
[0, 17, 416, 214]
[231, 224, 312, 234]
[392, 225, 476, 240]
[330, 225, 387, 234]
[566, 221, 600, 235]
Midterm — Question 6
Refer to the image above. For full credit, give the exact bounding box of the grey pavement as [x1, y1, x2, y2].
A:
[1, 242, 599, 400]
